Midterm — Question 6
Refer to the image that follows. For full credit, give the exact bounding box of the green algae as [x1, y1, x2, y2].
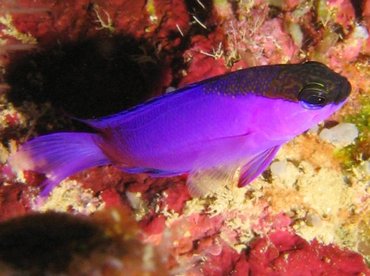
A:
[335, 95, 370, 169]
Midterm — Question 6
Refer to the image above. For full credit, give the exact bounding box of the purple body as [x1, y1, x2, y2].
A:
[9, 62, 351, 195]
[96, 90, 336, 171]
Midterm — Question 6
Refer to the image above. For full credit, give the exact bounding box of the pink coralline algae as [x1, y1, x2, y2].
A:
[246, 231, 370, 275]
[0, 183, 32, 221]
[326, 0, 355, 31]
[362, 0, 370, 54]
[179, 33, 228, 86]
[8, 0, 93, 45]
[167, 230, 370, 275]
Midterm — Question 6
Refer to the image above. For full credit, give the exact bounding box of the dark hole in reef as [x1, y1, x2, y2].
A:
[323, 120, 339, 129]
[268, 5, 282, 18]
[332, 23, 345, 41]
[5, 35, 166, 125]
[184, 0, 215, 35]
[350, 0, 362, 20]
[0, 212, 110, 274]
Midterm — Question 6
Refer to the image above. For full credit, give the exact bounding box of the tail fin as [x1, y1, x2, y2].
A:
[8, 132, 110, 196]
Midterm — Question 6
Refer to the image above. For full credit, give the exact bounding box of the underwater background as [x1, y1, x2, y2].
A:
[0, 0, 369, 274]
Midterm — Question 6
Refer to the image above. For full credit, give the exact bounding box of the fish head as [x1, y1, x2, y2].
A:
[264, 61, 351, 138]
[270, 61, 351, 106]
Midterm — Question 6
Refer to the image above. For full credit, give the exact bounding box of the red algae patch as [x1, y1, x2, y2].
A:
[0, 183, 33, 221]
[247, 231, 369, 275]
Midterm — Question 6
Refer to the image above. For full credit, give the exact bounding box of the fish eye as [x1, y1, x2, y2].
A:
[298, 83, 328, 109]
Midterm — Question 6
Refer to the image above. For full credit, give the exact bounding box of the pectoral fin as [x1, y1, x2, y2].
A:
[187, 165, 240, 197]
[238, 145, 280, 187]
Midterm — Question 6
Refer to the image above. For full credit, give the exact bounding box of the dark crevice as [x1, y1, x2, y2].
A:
[5, 36, 166, 124]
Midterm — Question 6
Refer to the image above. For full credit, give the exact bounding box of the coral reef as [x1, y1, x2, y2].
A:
[0, 0, 369, 274]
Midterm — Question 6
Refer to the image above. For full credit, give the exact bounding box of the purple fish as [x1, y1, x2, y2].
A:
[9, 61, 351, 196]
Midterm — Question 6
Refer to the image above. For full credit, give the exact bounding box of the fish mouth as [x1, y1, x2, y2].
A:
[334, 77, 351, 104]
